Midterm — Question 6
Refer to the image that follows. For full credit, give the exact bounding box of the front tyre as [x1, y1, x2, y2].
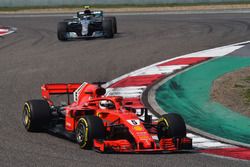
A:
[76, 116, 105, 149]
[103, 20, 114, 39]
[22, 100, 51, 132]
[57, 22, 68, 41]
[157, 113, 186, 140]
[105, 16, 117, 34]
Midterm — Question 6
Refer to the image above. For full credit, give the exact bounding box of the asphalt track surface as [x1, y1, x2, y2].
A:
[1, 13, 250, 167]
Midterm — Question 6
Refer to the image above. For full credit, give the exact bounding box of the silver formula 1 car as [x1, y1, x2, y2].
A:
[57, 8, 117, 41]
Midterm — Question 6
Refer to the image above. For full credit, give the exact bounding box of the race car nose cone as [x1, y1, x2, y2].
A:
[143, 140, 153, 149]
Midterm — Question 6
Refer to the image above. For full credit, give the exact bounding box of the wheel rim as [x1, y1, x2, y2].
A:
[157, 121, 168, 139]
[76, 122, 86, 144]
[22, 105, 30, 127]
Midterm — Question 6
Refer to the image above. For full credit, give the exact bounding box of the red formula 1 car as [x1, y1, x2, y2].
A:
[22, 82, 192, 153]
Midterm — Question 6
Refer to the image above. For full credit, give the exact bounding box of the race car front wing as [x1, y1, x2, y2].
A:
[93, 137, 192, 153]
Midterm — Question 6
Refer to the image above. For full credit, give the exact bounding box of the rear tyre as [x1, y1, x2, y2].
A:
[22, 100, 51, 132]
[103, 20, 114, 38]
[76, 115, 105, 149]
[157, 113, 186, 140]
[57, 22, 68, 41]
[105, 16, 117, 34]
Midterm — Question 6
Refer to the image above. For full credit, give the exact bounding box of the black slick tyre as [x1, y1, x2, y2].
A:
[105, 16, 117, 34]
[87, 24, 95, 36]
[22, 100, 51, 132]
[103, 20, 114, 38]
[57, 22, 68, 41]
[157, 113, 186, 140]
[76, 115, 105, 149]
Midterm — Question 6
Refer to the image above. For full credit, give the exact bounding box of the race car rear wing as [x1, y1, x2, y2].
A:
[41, 83, 81, 104]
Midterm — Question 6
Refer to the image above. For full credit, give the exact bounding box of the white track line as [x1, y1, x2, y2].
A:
[0, 27, 17, 36]
[2, 9, 250, 18]
[130, 65, 188, 76]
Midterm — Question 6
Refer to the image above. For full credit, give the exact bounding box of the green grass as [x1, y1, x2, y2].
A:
[234, 83, 245, 88]
[241, 76, 250, 103]
[1, 2, 250, 12]
[243, 76, 250, 82]
[244, 89, 250, 102]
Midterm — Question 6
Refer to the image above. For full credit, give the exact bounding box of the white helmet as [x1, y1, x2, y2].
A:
[99, 100, 115, 109]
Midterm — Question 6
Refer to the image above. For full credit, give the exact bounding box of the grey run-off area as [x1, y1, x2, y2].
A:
[1, 0, 250, 7]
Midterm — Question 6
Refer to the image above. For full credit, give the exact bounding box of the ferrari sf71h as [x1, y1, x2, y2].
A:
[22, 82, 192, 153]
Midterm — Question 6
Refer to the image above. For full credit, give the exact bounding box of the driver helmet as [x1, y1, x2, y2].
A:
[99, 100, 115, 109]
[84, 6, 91, 15]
